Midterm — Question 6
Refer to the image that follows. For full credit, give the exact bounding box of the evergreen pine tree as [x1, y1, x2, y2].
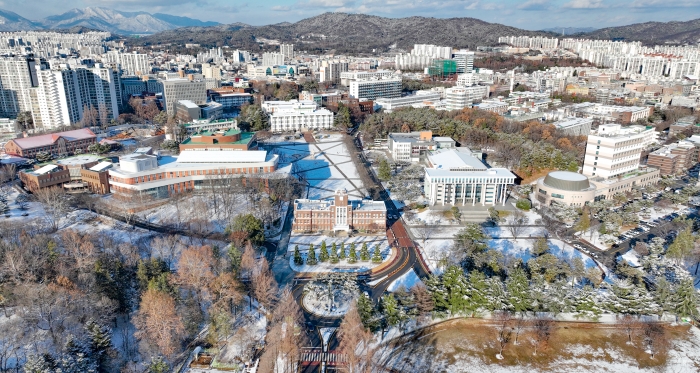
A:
[654, 277, 673, 313]
[357, 293, 377, 330]
[506, 266, 531, 313]
[442, 265, 469, 315]
[360, 242, 370, 261]
[573, 285, 603, 320]
[371, 244, 382, 263]
[86, 320, 112, 372]
[424, 274, 449, 311]
[674, 277, 699, 318]
[320, 240, 329, 262]
[330, 242, 339, 264]
[293, 245, 303, 265]
[382, 294, 402, 327]
[339, 242, 346, 260]
[306, 244, 318, 265]
[486, 277, 509, 311]
[348, 243, 357, 263]
[607, 279, 658, 315]
[146, 357, 169, 373]
[24, 354, 56, 373]
[466, 270, 489, 313]
[378, 158, 391, 181]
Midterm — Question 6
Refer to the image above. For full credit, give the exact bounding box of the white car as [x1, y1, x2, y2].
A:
[565, 223, 573, 228]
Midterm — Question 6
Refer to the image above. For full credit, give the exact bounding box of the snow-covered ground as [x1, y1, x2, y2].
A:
[387, 269, 423, 292]
[418, 237, 599, 273]
[288, 235, 391, 273]
[621, 249, 642, 268]
[302, 293, 352, 317]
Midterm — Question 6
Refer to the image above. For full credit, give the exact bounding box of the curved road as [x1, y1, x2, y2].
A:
[284, 133, 432, 371]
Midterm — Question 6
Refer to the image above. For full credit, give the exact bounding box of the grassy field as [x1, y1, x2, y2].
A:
[381, 318, 700, 373]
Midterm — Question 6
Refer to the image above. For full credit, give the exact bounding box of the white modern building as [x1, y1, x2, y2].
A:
[424, 148, 516, 206]
[340, 70, 395, 86]
[280, 44, 294, 60]
[452, 50, 475, 73]
[262, 100, 334, 133]
[262, 52, 284, 67]
[349, 77, 402, 100]
[445, 85, 489, 111]
[387, 131, 456, 163]
[565, 103, 653, 124]
[582, 123, 658, 179]
[374, 90, 442, 113]
[553, 117, 593, 136]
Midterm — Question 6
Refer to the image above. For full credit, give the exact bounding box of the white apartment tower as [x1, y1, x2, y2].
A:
[582, 123, 657, 179]
[453, 51, 475, 73]
[319, 60, 349, 84]
[280, 44, 294, 61]
[103, 51, 150, 76]
[262, 52, 284, 67]
[0, 56, 38, 118]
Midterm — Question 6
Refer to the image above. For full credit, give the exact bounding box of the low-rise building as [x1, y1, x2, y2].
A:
[374, 90, 442, 113]
[80, 161, 112, 194]
[647, 141, 699, 176]
[445, 85, 489, 111]
[387, 131, 456, 163]
[19, 164, 71, 193]
[423, 148, 516, 206]
[553, 117, 593, 136]
[474, 100, 508, 115]
[4, 128, 97, 158]
[292, 189, 386, 233]
[262, 100, 334, 133]
[108, 131, 278, 199]
[535, 171, 597, 207]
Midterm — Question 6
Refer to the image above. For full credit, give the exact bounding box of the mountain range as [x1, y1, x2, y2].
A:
[129, 13, 552, 53]
[0, 7, 698, 51]
[0, 7, 219, 34]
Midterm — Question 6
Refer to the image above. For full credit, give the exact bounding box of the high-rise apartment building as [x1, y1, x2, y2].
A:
[453, 51, 475, 73]
[582, 123, 657, 179]
[262, 52, 284, 67]
[349, 77, 402, 101]
[103, 51, 150, 76]
[319, 60, 349, 84]
[162, 79, 207, 116]
[280, 44, 294, 61]
[0, 56, 38, 118]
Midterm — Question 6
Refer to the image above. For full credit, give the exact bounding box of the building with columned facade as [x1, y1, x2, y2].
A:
[423, 148, 516, 206]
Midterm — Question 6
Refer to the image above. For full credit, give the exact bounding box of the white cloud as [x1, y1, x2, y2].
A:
[271, 5, 291, 11]
[517, 0, 550, 10]
[563, 0, 606, 8]
[629, 0, 700, 7]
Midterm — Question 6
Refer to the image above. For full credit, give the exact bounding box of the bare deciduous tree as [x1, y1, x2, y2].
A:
[34, 186, 69, 231]
[494, 311, 513, 359]
[338, 302, 374, 373]
[134, 288, 185, 357]
[508, 209, 529, 238]
[530, 316, 554, 356]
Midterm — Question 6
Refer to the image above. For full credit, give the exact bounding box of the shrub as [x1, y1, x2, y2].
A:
[516, 198, 532, 211]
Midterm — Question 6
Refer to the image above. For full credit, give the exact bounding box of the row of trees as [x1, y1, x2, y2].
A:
[293, 242, 383, 265]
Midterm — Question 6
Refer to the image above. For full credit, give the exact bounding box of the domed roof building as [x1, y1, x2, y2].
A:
[535, 171, 597, 207]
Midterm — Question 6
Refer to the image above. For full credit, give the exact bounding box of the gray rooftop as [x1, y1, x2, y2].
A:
[428, 148, 487, 171]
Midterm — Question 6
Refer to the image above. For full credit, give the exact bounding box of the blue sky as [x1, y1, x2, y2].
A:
[3, 0, 700, 29]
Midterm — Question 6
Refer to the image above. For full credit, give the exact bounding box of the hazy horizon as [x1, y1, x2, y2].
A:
[2, 0, 700, 30]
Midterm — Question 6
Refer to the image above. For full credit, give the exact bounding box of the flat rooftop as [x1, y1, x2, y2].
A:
[181, 129, 254, 145]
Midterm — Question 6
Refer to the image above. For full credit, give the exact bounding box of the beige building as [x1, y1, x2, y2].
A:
[535, 171, 597, 207]
[162, 79, 207, 116]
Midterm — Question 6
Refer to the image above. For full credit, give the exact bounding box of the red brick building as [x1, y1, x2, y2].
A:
[292, 189, 386, 233]
[4, 128, 97, 158]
